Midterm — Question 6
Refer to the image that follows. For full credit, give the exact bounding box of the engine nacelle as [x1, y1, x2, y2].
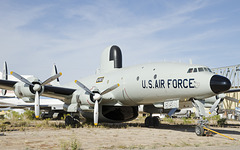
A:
[73, 87, 102, 106]
[13, 77, 43, 102]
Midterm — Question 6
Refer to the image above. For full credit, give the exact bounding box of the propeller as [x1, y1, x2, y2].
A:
[94, 100, 99, 126]
[75, 80, 119, 125]
[209, 93, 240, 114]
[209, 98, 223, 114]
[225, 96, 240, 104]
[10, 71, 62, 118]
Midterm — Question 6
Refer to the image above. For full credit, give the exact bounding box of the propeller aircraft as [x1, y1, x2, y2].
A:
[0, 45, 234, 136]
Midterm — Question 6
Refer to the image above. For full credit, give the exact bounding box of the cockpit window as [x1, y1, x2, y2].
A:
[198, 68, 204, 72]
[187, 67, 213, 73]
[207, 68, 212, 72]
[193, 68, 197, 72]
[187, 68, 193, 73]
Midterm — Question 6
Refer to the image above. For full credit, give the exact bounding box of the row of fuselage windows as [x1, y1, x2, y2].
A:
[187, 67, 212, 73]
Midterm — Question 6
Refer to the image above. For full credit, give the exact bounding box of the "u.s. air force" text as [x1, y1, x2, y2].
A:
[142, 79, 195, 89]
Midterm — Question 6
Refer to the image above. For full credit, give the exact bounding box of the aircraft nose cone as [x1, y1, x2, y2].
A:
[210, 75, 231, 94]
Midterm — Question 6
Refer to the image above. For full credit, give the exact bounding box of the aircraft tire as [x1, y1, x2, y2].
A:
[152, 117, 160, 127]
[65, 115, 74, 127]
[145, 117, 151, 127]
[144, 117, 149, 127]
[195, 125, 204, 136]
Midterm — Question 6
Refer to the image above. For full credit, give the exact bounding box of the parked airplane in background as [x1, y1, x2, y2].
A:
[0, 45, 232, 136]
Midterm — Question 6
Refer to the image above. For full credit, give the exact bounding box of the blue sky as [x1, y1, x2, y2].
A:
[0, 0, 240, 83]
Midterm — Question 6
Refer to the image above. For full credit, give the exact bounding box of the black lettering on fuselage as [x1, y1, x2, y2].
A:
[183, 79, 188, 88]
[178, 79, 183, 88]
[155, 80, 159, 88]
[160, 79, 165, 88]
[167, 79, 172, 88]
[172, 79, 177, 88]
[141, 78, 195, 89]
[189, 78, 195, 88]
[142, 80, 146, 88]
[148, 80, 152, 88]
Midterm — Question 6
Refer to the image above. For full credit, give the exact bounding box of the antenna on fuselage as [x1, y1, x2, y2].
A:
[189, 59, 192, 65]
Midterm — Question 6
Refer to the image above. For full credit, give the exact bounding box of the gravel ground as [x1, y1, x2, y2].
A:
[0, 120, 240, 150]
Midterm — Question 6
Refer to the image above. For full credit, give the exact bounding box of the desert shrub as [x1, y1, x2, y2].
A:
[217, 118, 227, 127]
[22, 110, 35, 120]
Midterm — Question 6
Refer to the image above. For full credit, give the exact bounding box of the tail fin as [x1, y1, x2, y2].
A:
[50, 64, 61, 86]
[2, 61, 8, 95]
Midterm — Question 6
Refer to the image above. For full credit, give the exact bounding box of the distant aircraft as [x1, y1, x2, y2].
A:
[0, 45, 233, 136]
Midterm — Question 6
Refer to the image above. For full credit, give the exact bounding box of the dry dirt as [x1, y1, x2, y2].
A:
[0, 120, 240, 150]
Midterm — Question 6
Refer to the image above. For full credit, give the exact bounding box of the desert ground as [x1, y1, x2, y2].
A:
[0, 118, 240, 150]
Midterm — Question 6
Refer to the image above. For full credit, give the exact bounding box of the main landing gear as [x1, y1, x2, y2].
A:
[65, 115, 81, 128]
[144, 114, 160, 127]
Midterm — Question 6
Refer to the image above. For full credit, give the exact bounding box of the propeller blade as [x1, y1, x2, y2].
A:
[94, 100, 99, 126]
[2, 61, 8, 95]
[101, 83, 120, 95]
[75, 80, 93, 95]
[2, 61, 8, 80]
[10, 71, 33, 86]
[209, 98, 221, 114]
[34, 91, 40, 118]
[225, 96, 240, 103]
[42, 72, 62, 85]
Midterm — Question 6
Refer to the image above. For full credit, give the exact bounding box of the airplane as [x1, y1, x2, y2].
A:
[0, 63, 65, 119]
[0, 45, 233, 136]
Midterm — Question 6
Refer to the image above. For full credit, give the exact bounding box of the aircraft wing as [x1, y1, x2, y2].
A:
[43, 85, 76, 100]
[0, 79, 17, 90]
[0, 103, 49, 109]
[0, 79, 76, 101]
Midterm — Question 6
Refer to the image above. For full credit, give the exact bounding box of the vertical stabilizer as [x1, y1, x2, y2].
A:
[99, 45, 122, 73]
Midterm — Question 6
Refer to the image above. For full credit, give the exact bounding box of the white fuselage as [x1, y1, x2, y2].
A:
[65, 62, 216, 106]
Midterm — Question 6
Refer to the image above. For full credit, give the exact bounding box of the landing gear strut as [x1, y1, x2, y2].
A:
[195, 117, 209, 136]
[192, 99, 211, 136]
[144, 114, 160, 127]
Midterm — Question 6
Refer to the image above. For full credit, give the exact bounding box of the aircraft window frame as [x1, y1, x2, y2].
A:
[198, 67, 204, 72]
[187, 68, 193, 73]
[207, 68, 212, 73]
[187, 67, 212, 73]
[193, 68, 197, 73]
